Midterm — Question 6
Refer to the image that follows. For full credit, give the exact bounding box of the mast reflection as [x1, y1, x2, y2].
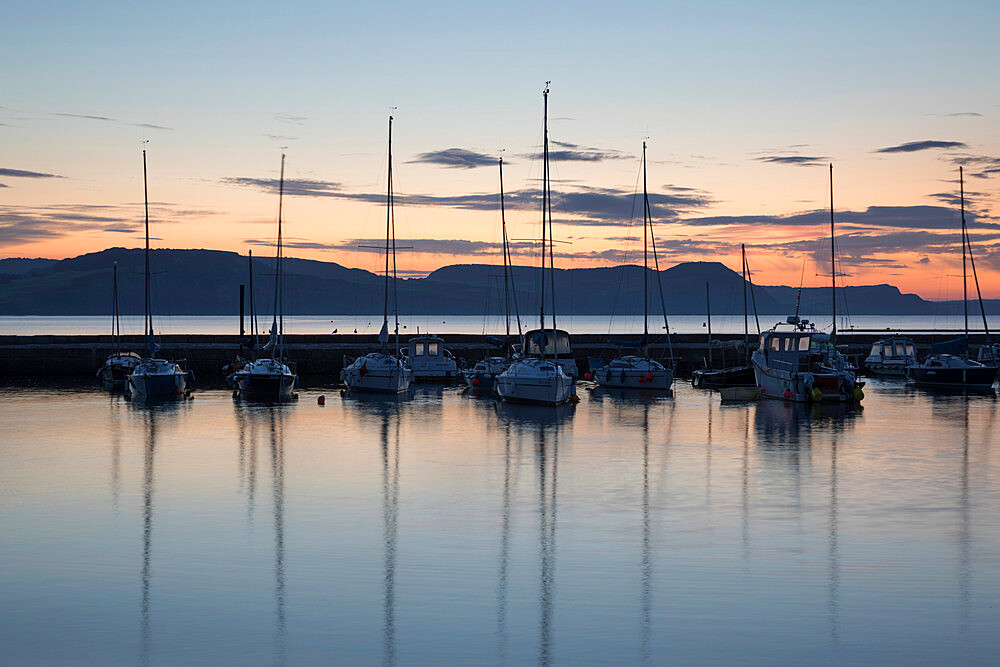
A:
[268, 406, 287, 664]
[497, 422, 513, 662]
[139, 407, 156, 666]
[639, 401, 651, 664]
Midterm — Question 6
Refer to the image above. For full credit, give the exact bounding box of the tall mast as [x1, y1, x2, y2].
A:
[961, 166, 993, 347]
[273, 153, 286, 359]
[829, 163, 836, 344]
[142, 148, 153, 358]
[112, 262, 120, 355]
[539, 84, 549, 338]
[706, 282, 712, 368]
[383, 115, 393, 353]
[961, 165, 968, 342]
[642, 141, 649, 356]
[742, 244, 749, 362]
[248, 249, 258, 359]
[500, 156, 511, 347]
[546, 87, 556, 338]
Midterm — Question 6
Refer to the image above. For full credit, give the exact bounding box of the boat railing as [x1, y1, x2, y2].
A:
[769, 358, 797, 373]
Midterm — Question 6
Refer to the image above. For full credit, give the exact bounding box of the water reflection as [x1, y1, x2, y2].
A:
[496, 422, 514, 662]
[139, 408, 156, 666]
[495, 400, 576, 428]
[639, 401, 652, 665]
[231, 402, 290, 664]
[536, 411, 558, 666]
[588, 386, 673, 406]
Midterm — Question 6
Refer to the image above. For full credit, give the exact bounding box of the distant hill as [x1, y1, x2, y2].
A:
[0, 247, 996, 316]
[0, 257, 57, 275]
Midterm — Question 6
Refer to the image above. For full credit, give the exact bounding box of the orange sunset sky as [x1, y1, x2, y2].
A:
[3, 2, 999, 299]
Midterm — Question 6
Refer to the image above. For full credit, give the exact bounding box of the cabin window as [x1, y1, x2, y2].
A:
[905, 344, 915, 356]
[414, 343, 425, 356]
[759, 335, 767, 350]
[770, 337, 782, 351]
[798, 337, 810, 351]
[427, 342, 439, 356]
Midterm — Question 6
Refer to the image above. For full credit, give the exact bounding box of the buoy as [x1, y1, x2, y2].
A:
[645, 372, 654, 382]
[583, 372, 591, 381]
[638, 374, 645, 383]
[317, 395, 326, 405]
[471, 376, 480, 386]
[782, 389, 794, 400]
[810, 387, 823, 403]
[853, 387, 865, 402]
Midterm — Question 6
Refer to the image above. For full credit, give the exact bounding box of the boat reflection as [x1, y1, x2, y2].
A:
[495, 400, 575, 429]
[587, 385, 673, 406]
[754, 400, 860, 449]
[380, 399, 400, 665]
[231, 402, 290, 663]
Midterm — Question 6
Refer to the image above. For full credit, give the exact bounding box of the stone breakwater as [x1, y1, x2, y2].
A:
[0, 333, 992, 383]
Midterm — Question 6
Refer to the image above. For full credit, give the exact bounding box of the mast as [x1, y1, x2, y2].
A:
[383, 115, 393, 354]
[961, 165, 969, 343]
[742, 244, 749, 362]
[539, 84, 549, 339]
[112, 262, 120, 356]
[960, 167, 992, 349]
[706, 282, 713, 368]
[829, 163, 836, 344]
[642, 141, 649, 356]
[248, 250, 258, 359]
[545, 87, 557, 339]
[270, 153, 286, 360]
[142, 148, 153, 358]
[500, 156, 511, 348]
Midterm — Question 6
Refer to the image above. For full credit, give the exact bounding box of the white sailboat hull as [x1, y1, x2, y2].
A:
[342, 353, 412, 394]
[127, 361, 189, 401]
[495, 359, 575, 405]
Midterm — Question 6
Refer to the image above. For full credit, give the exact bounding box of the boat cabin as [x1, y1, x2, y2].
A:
[402, 335, 458, 380]
[517, 328, 578, 379]
[867, 338, 915, 361]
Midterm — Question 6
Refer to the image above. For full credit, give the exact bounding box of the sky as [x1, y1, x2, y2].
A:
[3, 1, 1000, 298]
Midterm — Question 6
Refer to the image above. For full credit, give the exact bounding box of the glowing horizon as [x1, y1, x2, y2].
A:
[3, 2, 999, 300]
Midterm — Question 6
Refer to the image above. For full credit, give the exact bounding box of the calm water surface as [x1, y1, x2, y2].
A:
[1, 381, 998, 664]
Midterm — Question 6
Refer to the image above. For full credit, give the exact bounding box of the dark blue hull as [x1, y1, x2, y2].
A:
[236, 374, 296, 401]
[907, 365, 997, 388]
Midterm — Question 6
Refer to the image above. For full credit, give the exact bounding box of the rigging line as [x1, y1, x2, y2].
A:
[605, 159, 643, 347]
[648, 210, 673, 365]
[744, 251, 761, 335]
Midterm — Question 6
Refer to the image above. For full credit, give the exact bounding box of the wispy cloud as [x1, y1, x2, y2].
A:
[274, 113, 307, 125]
[407, 148, 498, 169]
[519, 140, 630, 163]
[681, 205, 994, 231]
[53, 112, 172, 130]
[0, 167, 63, 179]
[928, 112, 982, 117]
[756, 155, 829, 167]
[133, 122, 172, 130]
[223, 177, 343, 197]
[875, 140, 968, 153]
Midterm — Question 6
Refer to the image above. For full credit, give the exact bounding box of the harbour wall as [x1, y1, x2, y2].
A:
[0, 332, 992, 383]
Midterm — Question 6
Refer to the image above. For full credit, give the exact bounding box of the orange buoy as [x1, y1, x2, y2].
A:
[317, 395, 326, 405]
[583, 372, 591, 380]
[471, 376, 480, 386]
[782, 389, 793, 400]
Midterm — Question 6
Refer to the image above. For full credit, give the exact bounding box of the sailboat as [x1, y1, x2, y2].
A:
[340, 115, 413, 393]
[232, 154, 298, 401]
[495, 83, 575, 405]
[592, 141, 673, 390]
[465, 155, 523, 390]
[126, 148, 191, 401]
[691, 244, 759, 388]
[907, 167, 998, 388]
[97, 261, 140, 390]
[751, 164, 863, 403]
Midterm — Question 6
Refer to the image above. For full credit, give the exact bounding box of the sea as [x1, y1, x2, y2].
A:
[1, 380, 997, 664]
[1, 314, 998, 336]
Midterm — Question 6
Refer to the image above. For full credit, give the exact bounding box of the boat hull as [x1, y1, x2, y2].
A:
[127, 371, 188, 401]
[691, 365, 756, 388]
[864, 362, 909, 377]
[594, 368, 673, 390]
[235, 372, 297, 400]
[342, 354, 412, 394]
[752, 361, 861, 403]
[495, 375, 575, 405]
[907, 365, 997, 388]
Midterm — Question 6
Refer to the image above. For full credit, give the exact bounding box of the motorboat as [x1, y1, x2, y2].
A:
[402, 335, 459, 381]
[751, 317, 863, 403]
[464, 356, 510, 389]
[864, 336, 916, 377]
[906, 353, 997, 388]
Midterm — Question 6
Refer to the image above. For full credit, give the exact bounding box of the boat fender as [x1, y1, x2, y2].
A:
[810, 387, 823, 403]
[853, 387, 865, 402]
[583, 372, 591, 380]
[360, 362, 368, 377]
[638, 374, 645, 383]
[645, 372, 654, 382]
[317, 395, 326, 405]
[471, 376, 481, 386]
[782, 388, 794, 400]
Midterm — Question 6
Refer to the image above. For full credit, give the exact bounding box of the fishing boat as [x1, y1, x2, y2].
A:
[403, 335, 458, 381]
[127, 149, 191, 401]
[97, 261, 141, 390]
[495, 83, 574, 406]
[231, 155, 298, 401]
[592, 141, 673, 390]
[863, 335, 917, 377]
[341, 115, 413, 394]
[691, 245, 758, 388]
[908, 167, 998, 388]
[465, 156, 523, 390]
[751, 165, 863, 403]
